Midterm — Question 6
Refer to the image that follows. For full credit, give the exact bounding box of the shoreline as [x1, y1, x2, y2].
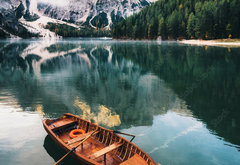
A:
[178, 39, 240, 47]
[2, 37, 240, 48]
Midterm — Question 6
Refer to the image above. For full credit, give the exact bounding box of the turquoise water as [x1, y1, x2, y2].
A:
[0, 39, 239, 165]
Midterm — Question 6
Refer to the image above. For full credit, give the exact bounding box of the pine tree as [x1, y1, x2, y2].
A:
[187, 13, 196, 38]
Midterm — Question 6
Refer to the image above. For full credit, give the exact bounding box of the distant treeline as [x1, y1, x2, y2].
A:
[45, 23, 111, 38]
[112, 0, 240, 40]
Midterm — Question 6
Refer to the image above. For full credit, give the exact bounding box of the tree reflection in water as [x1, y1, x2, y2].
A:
[0, 40, 239, 149]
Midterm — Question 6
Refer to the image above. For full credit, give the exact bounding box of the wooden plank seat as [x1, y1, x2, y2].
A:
[120, 154, 148, 165]
[66, 131, 96, 145]
[89, 143, 122, 161]
[50, 119, 77, 130]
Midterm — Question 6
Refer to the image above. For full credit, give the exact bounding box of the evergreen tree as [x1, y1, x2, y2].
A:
[187, 13, 196, 38]
[112, 0, 240, 40]
[158, 15, 164, 37]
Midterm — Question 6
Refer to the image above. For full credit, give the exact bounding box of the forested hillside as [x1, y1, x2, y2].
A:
[112, 0, 240, 40]
[45, 23, 111, 38]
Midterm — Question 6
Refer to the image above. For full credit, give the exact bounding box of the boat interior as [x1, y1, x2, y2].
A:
[45, 115, 153, 165]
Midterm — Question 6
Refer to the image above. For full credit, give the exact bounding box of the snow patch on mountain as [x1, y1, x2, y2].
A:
[37, 0, 69, 7]
[19, 16, 58, 38]
[15, 0, 82, 38]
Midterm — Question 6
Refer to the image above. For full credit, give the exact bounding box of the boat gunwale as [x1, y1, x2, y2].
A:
[43, 115, 100, 165]
[43, 113, 156, 165]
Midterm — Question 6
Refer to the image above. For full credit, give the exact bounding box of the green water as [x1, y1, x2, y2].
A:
[0, 39, 239, 165]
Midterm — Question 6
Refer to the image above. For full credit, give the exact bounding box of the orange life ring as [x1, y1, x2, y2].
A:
[69, 129, 86, 138]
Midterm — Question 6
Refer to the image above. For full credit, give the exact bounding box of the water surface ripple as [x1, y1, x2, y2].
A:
[0, 39, 239, 165]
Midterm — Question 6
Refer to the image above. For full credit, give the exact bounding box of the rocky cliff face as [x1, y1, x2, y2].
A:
[37, 0, 156, 29]
[0, 0, 38, 38]
[0, 0, 155, 38]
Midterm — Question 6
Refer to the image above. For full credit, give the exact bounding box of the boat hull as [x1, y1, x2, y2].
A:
[43, 113, 156, 165]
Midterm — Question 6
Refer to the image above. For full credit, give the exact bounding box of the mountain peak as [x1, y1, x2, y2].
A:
[37, 0, 156, 29]
[0, 0, 156, 38]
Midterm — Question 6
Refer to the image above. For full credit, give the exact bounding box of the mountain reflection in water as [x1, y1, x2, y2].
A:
[0, 39, 240, 165]
[0, 40, 182, 129]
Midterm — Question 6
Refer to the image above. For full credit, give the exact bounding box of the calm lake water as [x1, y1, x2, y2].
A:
[0, 39, 240, 165]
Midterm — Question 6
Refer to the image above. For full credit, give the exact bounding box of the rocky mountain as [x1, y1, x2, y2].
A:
[0, 0, 38, 38]
[37, 0, 156, 29]
[0, 0, 156, 38]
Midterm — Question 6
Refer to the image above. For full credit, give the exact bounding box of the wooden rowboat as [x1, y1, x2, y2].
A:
[43, 113, 156, 165]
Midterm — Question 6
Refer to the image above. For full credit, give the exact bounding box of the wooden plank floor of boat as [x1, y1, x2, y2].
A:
[58, 132, 122, 165]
